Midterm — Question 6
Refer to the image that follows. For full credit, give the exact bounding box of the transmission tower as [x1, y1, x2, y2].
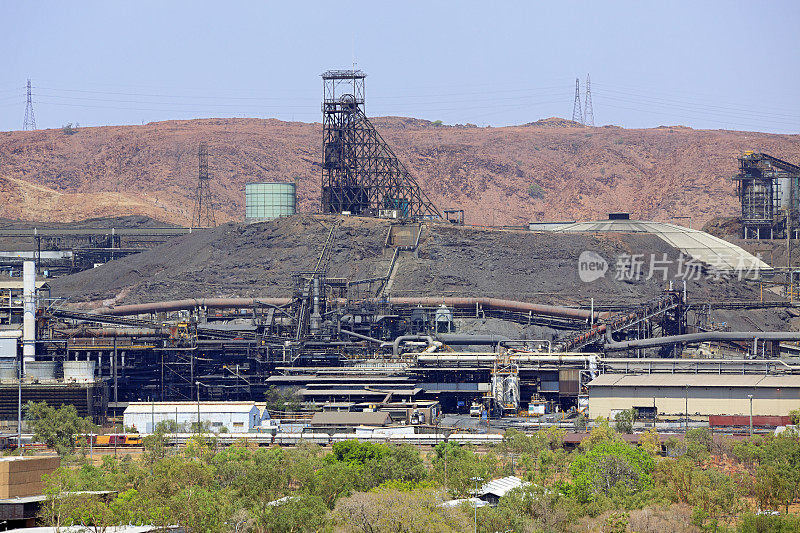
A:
[320, 70, 440, 219]
[571, 78, 583, 124]
[191, 142, 216, 228]
[583, 74, 595, 126]
[23, 79, 36, 131]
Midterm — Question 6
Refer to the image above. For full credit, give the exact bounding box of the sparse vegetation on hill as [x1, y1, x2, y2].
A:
[1, 117, 798, 226]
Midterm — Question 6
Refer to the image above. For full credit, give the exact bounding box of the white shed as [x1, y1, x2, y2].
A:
[123, 401, 262, 433]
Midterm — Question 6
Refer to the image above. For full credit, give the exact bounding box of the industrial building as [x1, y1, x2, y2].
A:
[733, 152, 800, 239]
[587, 373, 800, 419]
[122, 402, 263, 433]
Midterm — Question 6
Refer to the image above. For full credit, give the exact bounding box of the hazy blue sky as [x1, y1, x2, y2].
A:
[1, 1, 799, 133]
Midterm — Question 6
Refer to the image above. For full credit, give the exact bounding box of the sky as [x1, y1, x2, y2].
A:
[1, 1, 799, 134]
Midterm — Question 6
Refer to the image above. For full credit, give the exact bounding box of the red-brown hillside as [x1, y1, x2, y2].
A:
[0, 117, 798, 227]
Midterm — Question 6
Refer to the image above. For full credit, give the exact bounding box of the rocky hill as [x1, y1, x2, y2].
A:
[1, 117, 799, 227]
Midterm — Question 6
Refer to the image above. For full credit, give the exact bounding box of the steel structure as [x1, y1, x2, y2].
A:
[571, 78, 583, 124]
[733, 152, 800, 239]
[583, 74, 594, 126]
[320, 70, 441, 219]
[23, 79, 36, 131]
[192, 142, 216, 228]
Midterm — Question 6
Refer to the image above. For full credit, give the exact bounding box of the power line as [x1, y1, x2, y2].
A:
[572, 78, 583, 124]
[23, 79, 36, 130]
[583, 74, 594, 126]
[192, 142, 216, 228]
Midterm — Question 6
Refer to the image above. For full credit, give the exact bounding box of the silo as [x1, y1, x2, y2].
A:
[245, 182, 297, 223]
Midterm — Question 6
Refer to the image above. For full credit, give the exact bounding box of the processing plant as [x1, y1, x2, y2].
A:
[0, 71, 798, 430]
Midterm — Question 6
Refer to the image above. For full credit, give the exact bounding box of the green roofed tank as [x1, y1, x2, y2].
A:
[245, 182, 297, 223]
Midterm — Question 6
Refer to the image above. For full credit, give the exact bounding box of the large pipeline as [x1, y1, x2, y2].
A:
[605, 331, 800, 351]
[54, 328, 166, 337]
[94, 298, 292, 315]
[89, 296, 602, 321]
[385, 297, 604, 321]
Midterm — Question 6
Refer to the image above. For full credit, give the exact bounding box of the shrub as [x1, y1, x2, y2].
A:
[528, 183, 545, 199]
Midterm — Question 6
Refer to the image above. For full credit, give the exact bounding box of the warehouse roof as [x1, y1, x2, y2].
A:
[310, 411, 392, 426]
[545, 219, 770, 272]
[588, 374, 800, 388]
[124, 401, 259, 414]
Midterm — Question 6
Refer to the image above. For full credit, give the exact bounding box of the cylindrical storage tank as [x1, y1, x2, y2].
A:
[25, 361, 57, 382]
[0, 360, 17, 383]
[63, 361, 96, 383]
[245, 182, 296, 223]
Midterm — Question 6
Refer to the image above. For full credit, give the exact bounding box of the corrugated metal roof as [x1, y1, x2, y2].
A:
[588, 373, 800, 388]
[548, 219, 771, 272]
[310, 411, 392, 426]
[124, 401, 259, 414]
[479, 476, 528, 498]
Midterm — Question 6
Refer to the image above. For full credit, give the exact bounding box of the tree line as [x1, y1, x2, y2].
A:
[23, 410, 800, 533]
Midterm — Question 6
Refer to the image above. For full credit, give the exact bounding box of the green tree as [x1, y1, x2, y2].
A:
[614, 409, 636, 434]
[253, 493, 328, 533]
[265, 385, 301, 413]
[25, 401, 97, 455]
[334, 489, 470, 533]
[688, 469, 744, 531]
[639, 427, 661, 456]
[570, 440, 656, 502]
[432, 442, 498, 497]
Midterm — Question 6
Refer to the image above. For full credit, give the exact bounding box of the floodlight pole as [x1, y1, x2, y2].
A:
[471, 476, 483, 533]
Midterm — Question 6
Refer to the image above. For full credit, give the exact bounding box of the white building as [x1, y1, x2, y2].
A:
[123, 401, 263, 433]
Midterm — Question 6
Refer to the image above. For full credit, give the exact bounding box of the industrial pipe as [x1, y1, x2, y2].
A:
[93, 298, 292, 315]
[339, 329, 385, 344]
[383, 297, 605, 321]
[389, 335, 436, 356]
[88, 296, 603, 322]
[605, 331, 800, 351]
[54, 328, 167, 337]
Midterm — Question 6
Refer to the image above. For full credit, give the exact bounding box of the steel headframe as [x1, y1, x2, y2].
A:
[320, 69, 441, 219]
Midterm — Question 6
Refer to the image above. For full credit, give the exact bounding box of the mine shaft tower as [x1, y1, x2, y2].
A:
[734, 152, 800, 239]
[320, 70, 441, 219]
